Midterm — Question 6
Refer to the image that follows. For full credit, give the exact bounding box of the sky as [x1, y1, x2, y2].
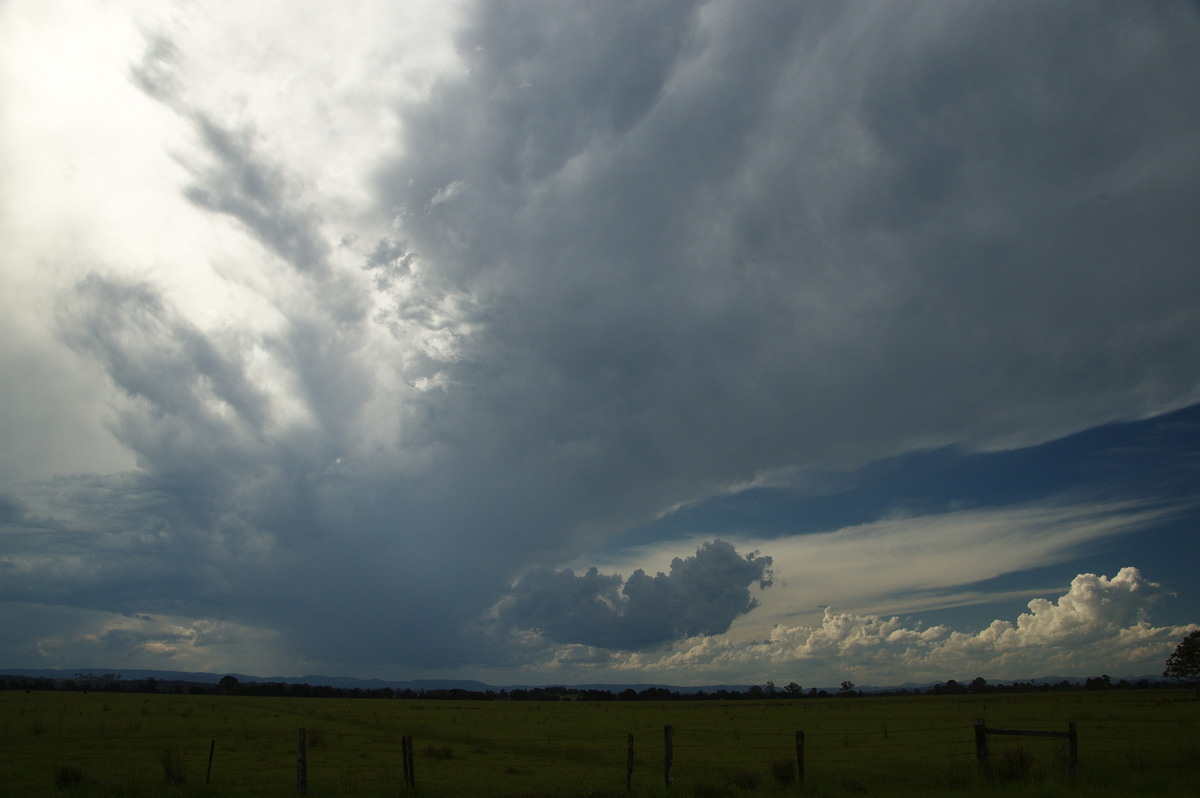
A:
[1, 0, 1199, 688]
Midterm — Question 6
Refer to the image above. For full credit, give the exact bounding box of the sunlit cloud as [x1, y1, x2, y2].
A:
[606, 567, 1196, 686]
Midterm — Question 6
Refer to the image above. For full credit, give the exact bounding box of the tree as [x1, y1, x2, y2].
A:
[1164, 629, 1200, 697]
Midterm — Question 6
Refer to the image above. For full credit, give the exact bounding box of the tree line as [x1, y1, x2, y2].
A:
[0, 672, 1182, 700]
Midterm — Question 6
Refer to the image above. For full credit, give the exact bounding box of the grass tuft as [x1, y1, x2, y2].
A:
[691, 784, 734, 798]
[52, 764, 85, 790]
[728, 768, 758, 789]
[770, 755, 795, 785]
[159, 746, 188, 785]
[424, 743, 455, 759]
[990, 746, 1035, 783]
[841, 774, 869, 793]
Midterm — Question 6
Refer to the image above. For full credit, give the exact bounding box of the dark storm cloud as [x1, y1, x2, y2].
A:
[361, 237, 415, 290]
[62, 276, 271, 464]
[0, 493, 27, 526]
[0, 473, 206, 610]
[183, 114, 333, 277]
[375, 0, 1200, 532]
[498, 541, 772, 649]
[38, 264, 521, 669]
[45, 275, 441, 656]
[131, 38, 333, 279]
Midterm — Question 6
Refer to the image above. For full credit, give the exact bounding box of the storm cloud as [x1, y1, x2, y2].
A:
[384, 0, 1200, 476]
[1, 0, 1198, 681]
[498, 540, 772, 649]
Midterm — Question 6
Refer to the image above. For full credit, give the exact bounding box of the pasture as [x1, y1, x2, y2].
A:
[1, 688, 1198, 796]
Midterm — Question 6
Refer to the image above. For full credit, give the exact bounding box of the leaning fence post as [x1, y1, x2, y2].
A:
[1068, 722, 1078, 777]
[663, 725, 673, 788]
[974, 719, 988, 769]
[296, 728, 308, 795]
[206, 739, 215, 784]
[795, 730, 805, 783]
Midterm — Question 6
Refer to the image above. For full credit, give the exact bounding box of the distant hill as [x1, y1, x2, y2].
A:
[0, 667, 751, 693]
[0, 668, 493, 693]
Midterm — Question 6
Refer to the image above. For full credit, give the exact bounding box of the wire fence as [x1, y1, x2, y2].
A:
[4, 694, 1200, 795]
[5, 719, 1198, 795]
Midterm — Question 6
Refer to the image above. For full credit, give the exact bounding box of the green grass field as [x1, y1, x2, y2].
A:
[2, 689, 1198, 796]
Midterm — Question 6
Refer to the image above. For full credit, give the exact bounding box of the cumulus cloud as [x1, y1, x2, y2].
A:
[614, 568, 1195, 684]
[0, 602, 292, 675]
[574, 497, 1185, 648]
[497, 540, 772, 649]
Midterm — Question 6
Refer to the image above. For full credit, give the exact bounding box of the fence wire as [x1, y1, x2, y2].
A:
[5, 695, 1200, 795]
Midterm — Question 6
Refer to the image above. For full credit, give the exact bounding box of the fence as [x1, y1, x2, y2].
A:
[974, 717, 1078, 776]
[5, 693, 1200, 795]
[263, 718, 1099, 794]
[23, 721, 1077, 794]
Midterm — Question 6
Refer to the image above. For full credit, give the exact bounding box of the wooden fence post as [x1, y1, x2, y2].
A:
[296, 728, 307, 795]
[795, 730, 805, 783]
[663, 725, 673, 788]
[974, 719, 989, 769]
[402, 734, 415, 788]
[626, 733, 634, 793]
[206, 739, 215, 784]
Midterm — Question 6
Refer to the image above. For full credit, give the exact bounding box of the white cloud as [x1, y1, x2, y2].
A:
[605, 567, 1194, 686]
[429, 180, 465, 207]
[0, 602, 297, 675]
